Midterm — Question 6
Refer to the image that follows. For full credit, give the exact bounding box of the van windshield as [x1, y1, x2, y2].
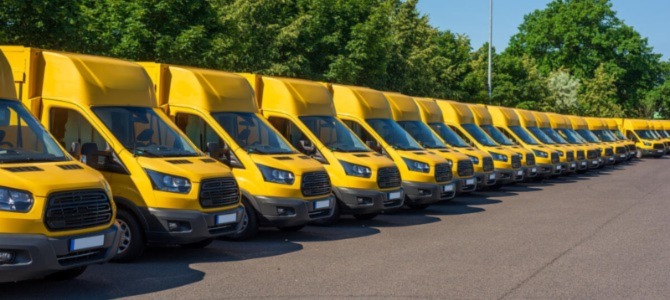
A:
[300, 116, 369, 152]
[634, 130, 656, 140]
[613, 129, 626, 140]
[93, 107, 198, 157]
[428, 122, 470, 147]
[527, 126, 556, 144]
[479, 124, 515, 145]
[461, 123, 498, 146]
[397, 121, 447, 149]
[366, 119, 423, 150]
[509, 126, 540, 145]
[576, 129, 601, 143]
[0, 100, 67, 163]
[591, 130, 616, 142]
[540, 128, 568, 144]
[657, 130, 670, 138]
[556, 128, 586, 144]
[214, 112, 294, 154]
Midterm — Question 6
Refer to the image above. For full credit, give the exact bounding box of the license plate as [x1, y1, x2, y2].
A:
[581, 162, 587, 166]
[658, 150, 664, 153]
[620, 154, 626, 158]
[571, 163, 576, 168]
[465, 178, 475, 185]
[516, 170, 523, 176]
[557, 165, 562, 170]
[488, 174, 496, 180]
[389, 191, 401, 200]
[609, 157, 614, 161]
[531, 167, 537, 173]
[70, 234, 104, 251]
[314, 199, 330, 210]
[592, 160, 598, 164]
[216, 213, 237, 225]
[443, 184, 454, 192]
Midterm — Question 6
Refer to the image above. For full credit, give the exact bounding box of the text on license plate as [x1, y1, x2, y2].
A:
[465, 178, 475, 185]
[70, 234, 104, 251]
[315, 199, 330, 210]
[216, 213, 237, 225]
[443, 184, 454, 192]
[389, 191, 401, 200]
[489, 174, 496, 180]
[516, 170, 523, 176]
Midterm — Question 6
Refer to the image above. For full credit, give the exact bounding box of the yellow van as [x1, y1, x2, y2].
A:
[383, 93, 477, 193]
[0, 49, 119, 282]
[567, 115, 615, 166]
[140, 64, 334, 237]
[245, 76, 405, 216]
[650, 120, 670, 154]
[533, 111, 589, 172]
[620, 119, 665, 157]
[547, 113, 603, 169]
[515, 109, 578, 173]
[487, 105, 560, 177]
[468, 104, 538, 179]
[585, 117, 628, 163]
[414, 98, 497, 188]
[2, 46, 243, 262]
[330, 84, 454, 209]
[437, 101, 524, 184]
[603, 118, 636, 160]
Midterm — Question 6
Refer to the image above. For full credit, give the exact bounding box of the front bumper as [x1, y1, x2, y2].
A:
[0, 225, 119, 283]
[333, 187, 404, 214]
[403, 180, 456, 205]
[474, 171, 497, 188]
[497, 168, 524, 184]
[249, 194, 335, 228]
[456, 177, 478, 193]
[146, 206, 245, 244]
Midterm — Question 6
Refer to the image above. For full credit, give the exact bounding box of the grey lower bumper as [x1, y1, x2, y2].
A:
[146, 206, 245, 244]
[474, 171, 496, 188]
[0, 225, 119, 283]
[403, 180, 456, 205]
[250, 194, 335, 227]
[333, 187, 404, 214]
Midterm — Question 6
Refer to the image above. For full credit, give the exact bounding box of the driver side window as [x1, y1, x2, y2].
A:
[449, 125, 472, 145]
[267, 116, 314, 155]
[174, 113, 224, 154]
[342, 120, 382, 153]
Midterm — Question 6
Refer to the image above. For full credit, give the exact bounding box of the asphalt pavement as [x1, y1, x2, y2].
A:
[2, 157, 669, 299]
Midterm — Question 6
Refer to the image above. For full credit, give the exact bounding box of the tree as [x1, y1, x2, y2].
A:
[577, 64, 623, 117]
[545, 69, 580, 114]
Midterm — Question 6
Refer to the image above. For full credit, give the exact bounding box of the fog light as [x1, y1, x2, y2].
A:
[277, 207, 295, 217]
[356, 197, 372, 205]
[0, 251, 15, 264]
[418, 189, 431, 196]
[167, 221, 191, 232]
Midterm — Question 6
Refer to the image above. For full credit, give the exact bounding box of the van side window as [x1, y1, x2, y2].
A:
[267, 116, 313, 155]
[448, 125, 472, 145]
[50, 108, 126, 174]
[174, 113, 223, 154]
[341, 120, 382, 153]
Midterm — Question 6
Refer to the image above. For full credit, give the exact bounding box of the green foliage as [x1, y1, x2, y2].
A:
[577, 64, 624, 117]
[546, 69, 580, 114]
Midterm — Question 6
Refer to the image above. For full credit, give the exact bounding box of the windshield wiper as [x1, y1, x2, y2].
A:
[133, 147, 161, 157]
[243, 146, 266, 154]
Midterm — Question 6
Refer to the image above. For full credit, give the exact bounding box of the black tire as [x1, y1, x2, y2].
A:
[45, 266, 87, 281]
[223, 198, 258, 241]
[311, 201, 340, 226]
[112, 209, 145, 263]
[180, 238, 214, 249]
[353, 213, 378, 220]
[406, 203, 430, 210]
[277, 225, 305, 232]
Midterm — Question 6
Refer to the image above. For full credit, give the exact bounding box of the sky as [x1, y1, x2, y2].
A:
[416, 0, 670, 60]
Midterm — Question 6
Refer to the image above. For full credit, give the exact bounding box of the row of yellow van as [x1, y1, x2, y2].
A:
[0, 46, 668, 283]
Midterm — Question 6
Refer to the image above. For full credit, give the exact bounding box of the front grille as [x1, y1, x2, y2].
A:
[377, 167, 401, 189]
[615, 146, 626, 154]
[301, 171, 331, 197]
[605, 148, 613, 156]
[551, 152, 559, 164]
[587, 150, 597, 159]
[434, 163, 453, 183]
[511, 155, 521, 168]
[654, 143, 665, 150]
[45, 189, 112, 231]
[199, 177, 240, 208]
[482, 157, 494, 172]
[577, 150, 585, 160]
[525, 153, 536, 166]
[457, 160, 474, 177]
[566, 151, 574, 162]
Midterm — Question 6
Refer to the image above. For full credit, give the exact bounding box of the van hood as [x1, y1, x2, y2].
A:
[0, 162, 107, 197]
[137, 156, 233, 182]
[332, 151, 396, 170]
[249, 153, 324, 175]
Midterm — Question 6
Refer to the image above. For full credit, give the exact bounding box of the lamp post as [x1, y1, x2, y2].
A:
[488, 0, 493, 104]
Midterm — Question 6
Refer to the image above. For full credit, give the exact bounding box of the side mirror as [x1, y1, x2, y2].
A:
[70, 142, 81, 160]
[299, 139, 316, 154]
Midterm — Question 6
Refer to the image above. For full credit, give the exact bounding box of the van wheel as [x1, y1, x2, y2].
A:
[112, 209, 145, 263]
[311, 201, 340, 226]
[181, 238, 214, 249]
[45, 266, 87, 281]
[353, 213, 378, 220]
[277, 225, 305, 232]
[223, 199, 258, 241]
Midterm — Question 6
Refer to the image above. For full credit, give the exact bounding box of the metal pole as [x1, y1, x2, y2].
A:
[488, 0, 493, 104]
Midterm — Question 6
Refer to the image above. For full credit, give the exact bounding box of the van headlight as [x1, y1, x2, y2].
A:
[488, 152, 508, 162]
[145, 169, 192, 193]
[402, 158, 430, 173]
[257, 165, 295, 184]
[533, 149, 548, 158]
[339, 161, 371, 178]
[467, 156, 479, 164]
[0, 188, 34, 212]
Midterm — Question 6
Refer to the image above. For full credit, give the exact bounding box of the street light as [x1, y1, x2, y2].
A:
[488, 0, 493, 104]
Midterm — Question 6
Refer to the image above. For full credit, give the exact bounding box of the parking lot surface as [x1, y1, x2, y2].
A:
[3, 158, 669, 299]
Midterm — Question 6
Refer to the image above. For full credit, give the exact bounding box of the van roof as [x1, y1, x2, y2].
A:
[249, 75, 334, 117]
[532, 111, 552, 128]
[331, 84, 392, 120]
[140, 63, 256, 113]
[547, 113, 570, 129]
[515, 109, 538, 127]
[487, 105, 520, 127]
[383, 92, 421, 121]
[0, 51, 17, 101]
[567, 115, 589, 130]
[435, 100, 475, 124]
[413, 98, 443, 123]
[584, 117, 606, 130]
[603, 118, 619, 129]
[468, 104, 493, 126]
[1, 46, 155, 107]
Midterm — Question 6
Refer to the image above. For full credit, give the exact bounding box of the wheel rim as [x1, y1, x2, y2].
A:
[238, 209, 249, 233]
[116, 219, 132, 254]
